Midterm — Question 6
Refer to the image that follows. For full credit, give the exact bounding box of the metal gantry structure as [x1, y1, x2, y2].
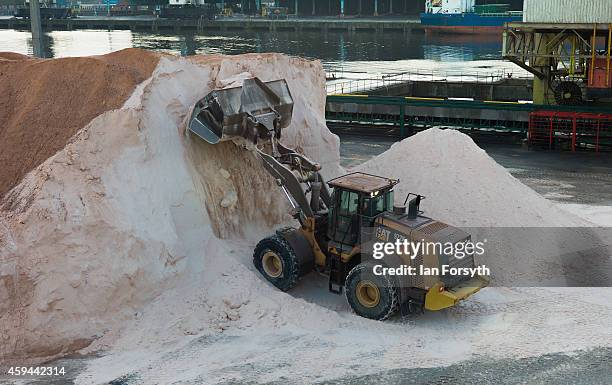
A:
[503, 22, 612, 105]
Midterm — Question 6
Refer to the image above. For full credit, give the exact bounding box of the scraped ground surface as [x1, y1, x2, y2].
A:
[0, 51, 610, 384]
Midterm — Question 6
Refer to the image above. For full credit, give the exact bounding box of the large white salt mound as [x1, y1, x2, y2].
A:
[359, 128, 587, 227]
[0, 53, 340, 363]
[2, 51, 607, 381]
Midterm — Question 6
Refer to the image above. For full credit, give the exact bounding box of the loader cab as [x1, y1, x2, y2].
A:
[326, 172, 398, 248]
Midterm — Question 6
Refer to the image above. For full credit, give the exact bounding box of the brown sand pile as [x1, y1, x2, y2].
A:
[0, 52, 31, 61]
[0, 48, 160, 197]
[0, 52, 339, 364]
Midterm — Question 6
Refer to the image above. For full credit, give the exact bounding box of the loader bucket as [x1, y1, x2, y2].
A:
[188, 78, 293, 145]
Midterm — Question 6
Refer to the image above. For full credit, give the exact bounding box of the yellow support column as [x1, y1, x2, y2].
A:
[532, 33, 555, 105]
[533, 75, 551, 105]
[569, 36, 576, 77]
[607, 24, 611, 87]
[590, 24, 597, 87]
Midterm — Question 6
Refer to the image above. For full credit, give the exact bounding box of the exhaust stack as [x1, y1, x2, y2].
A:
[404, 193, 425, 220]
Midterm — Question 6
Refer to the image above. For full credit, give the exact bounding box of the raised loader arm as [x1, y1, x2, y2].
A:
[187, 77, 330, 223]
[256, 143, 331, 222]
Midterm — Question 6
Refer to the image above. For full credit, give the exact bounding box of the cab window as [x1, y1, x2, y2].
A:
[339, 190, 359, 216]
[362, 190, 393, 217]
[331, 189, 361, 245]
[384, 190, 394, 211]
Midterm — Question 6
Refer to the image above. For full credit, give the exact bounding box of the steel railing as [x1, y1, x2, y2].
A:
[325, 69, 531, 95]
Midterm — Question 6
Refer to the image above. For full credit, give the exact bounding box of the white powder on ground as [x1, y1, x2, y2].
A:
[560, 203, 612, 227]
[1, 52, 610, 385]
[359, 130, 609, 287]
[358, 128, 587, 228]
[75, 125, 612, 383]
[0, 53, 340, 364]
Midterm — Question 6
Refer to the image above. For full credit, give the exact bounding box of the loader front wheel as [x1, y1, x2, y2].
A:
[345, 262, 398, 320]
[253, 235, 300, 292]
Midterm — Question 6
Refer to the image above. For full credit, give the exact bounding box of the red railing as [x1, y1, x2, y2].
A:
[528, 111, 612, 152]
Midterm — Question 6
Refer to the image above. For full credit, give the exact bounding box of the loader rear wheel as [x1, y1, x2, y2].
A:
[345, 262, 398, 320]
[554, 81, 583, 105]
[253, 235, 300, 292]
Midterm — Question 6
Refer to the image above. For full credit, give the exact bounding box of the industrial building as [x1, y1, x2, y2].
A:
[503, 0, 612, 150]
[208, 0, 523, 16]
[503, 0, 612, 105]
[0, 0, 524, 19]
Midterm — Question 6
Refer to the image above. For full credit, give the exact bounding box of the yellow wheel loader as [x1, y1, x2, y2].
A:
[188, 78, 488, 320]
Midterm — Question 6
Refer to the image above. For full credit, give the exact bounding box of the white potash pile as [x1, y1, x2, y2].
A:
[1, 52, 610, 385]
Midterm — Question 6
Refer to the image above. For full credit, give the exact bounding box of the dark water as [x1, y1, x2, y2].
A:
[130, 30, 506, 62]
[0, 29, 521, 76]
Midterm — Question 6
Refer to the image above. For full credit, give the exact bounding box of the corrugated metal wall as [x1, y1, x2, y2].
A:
[524, 0, 612, 23]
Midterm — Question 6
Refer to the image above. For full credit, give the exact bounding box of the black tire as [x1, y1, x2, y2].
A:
[554, 81, 583, 105]
[253, 234, 300, 292]
[345, 262, 398, 320]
